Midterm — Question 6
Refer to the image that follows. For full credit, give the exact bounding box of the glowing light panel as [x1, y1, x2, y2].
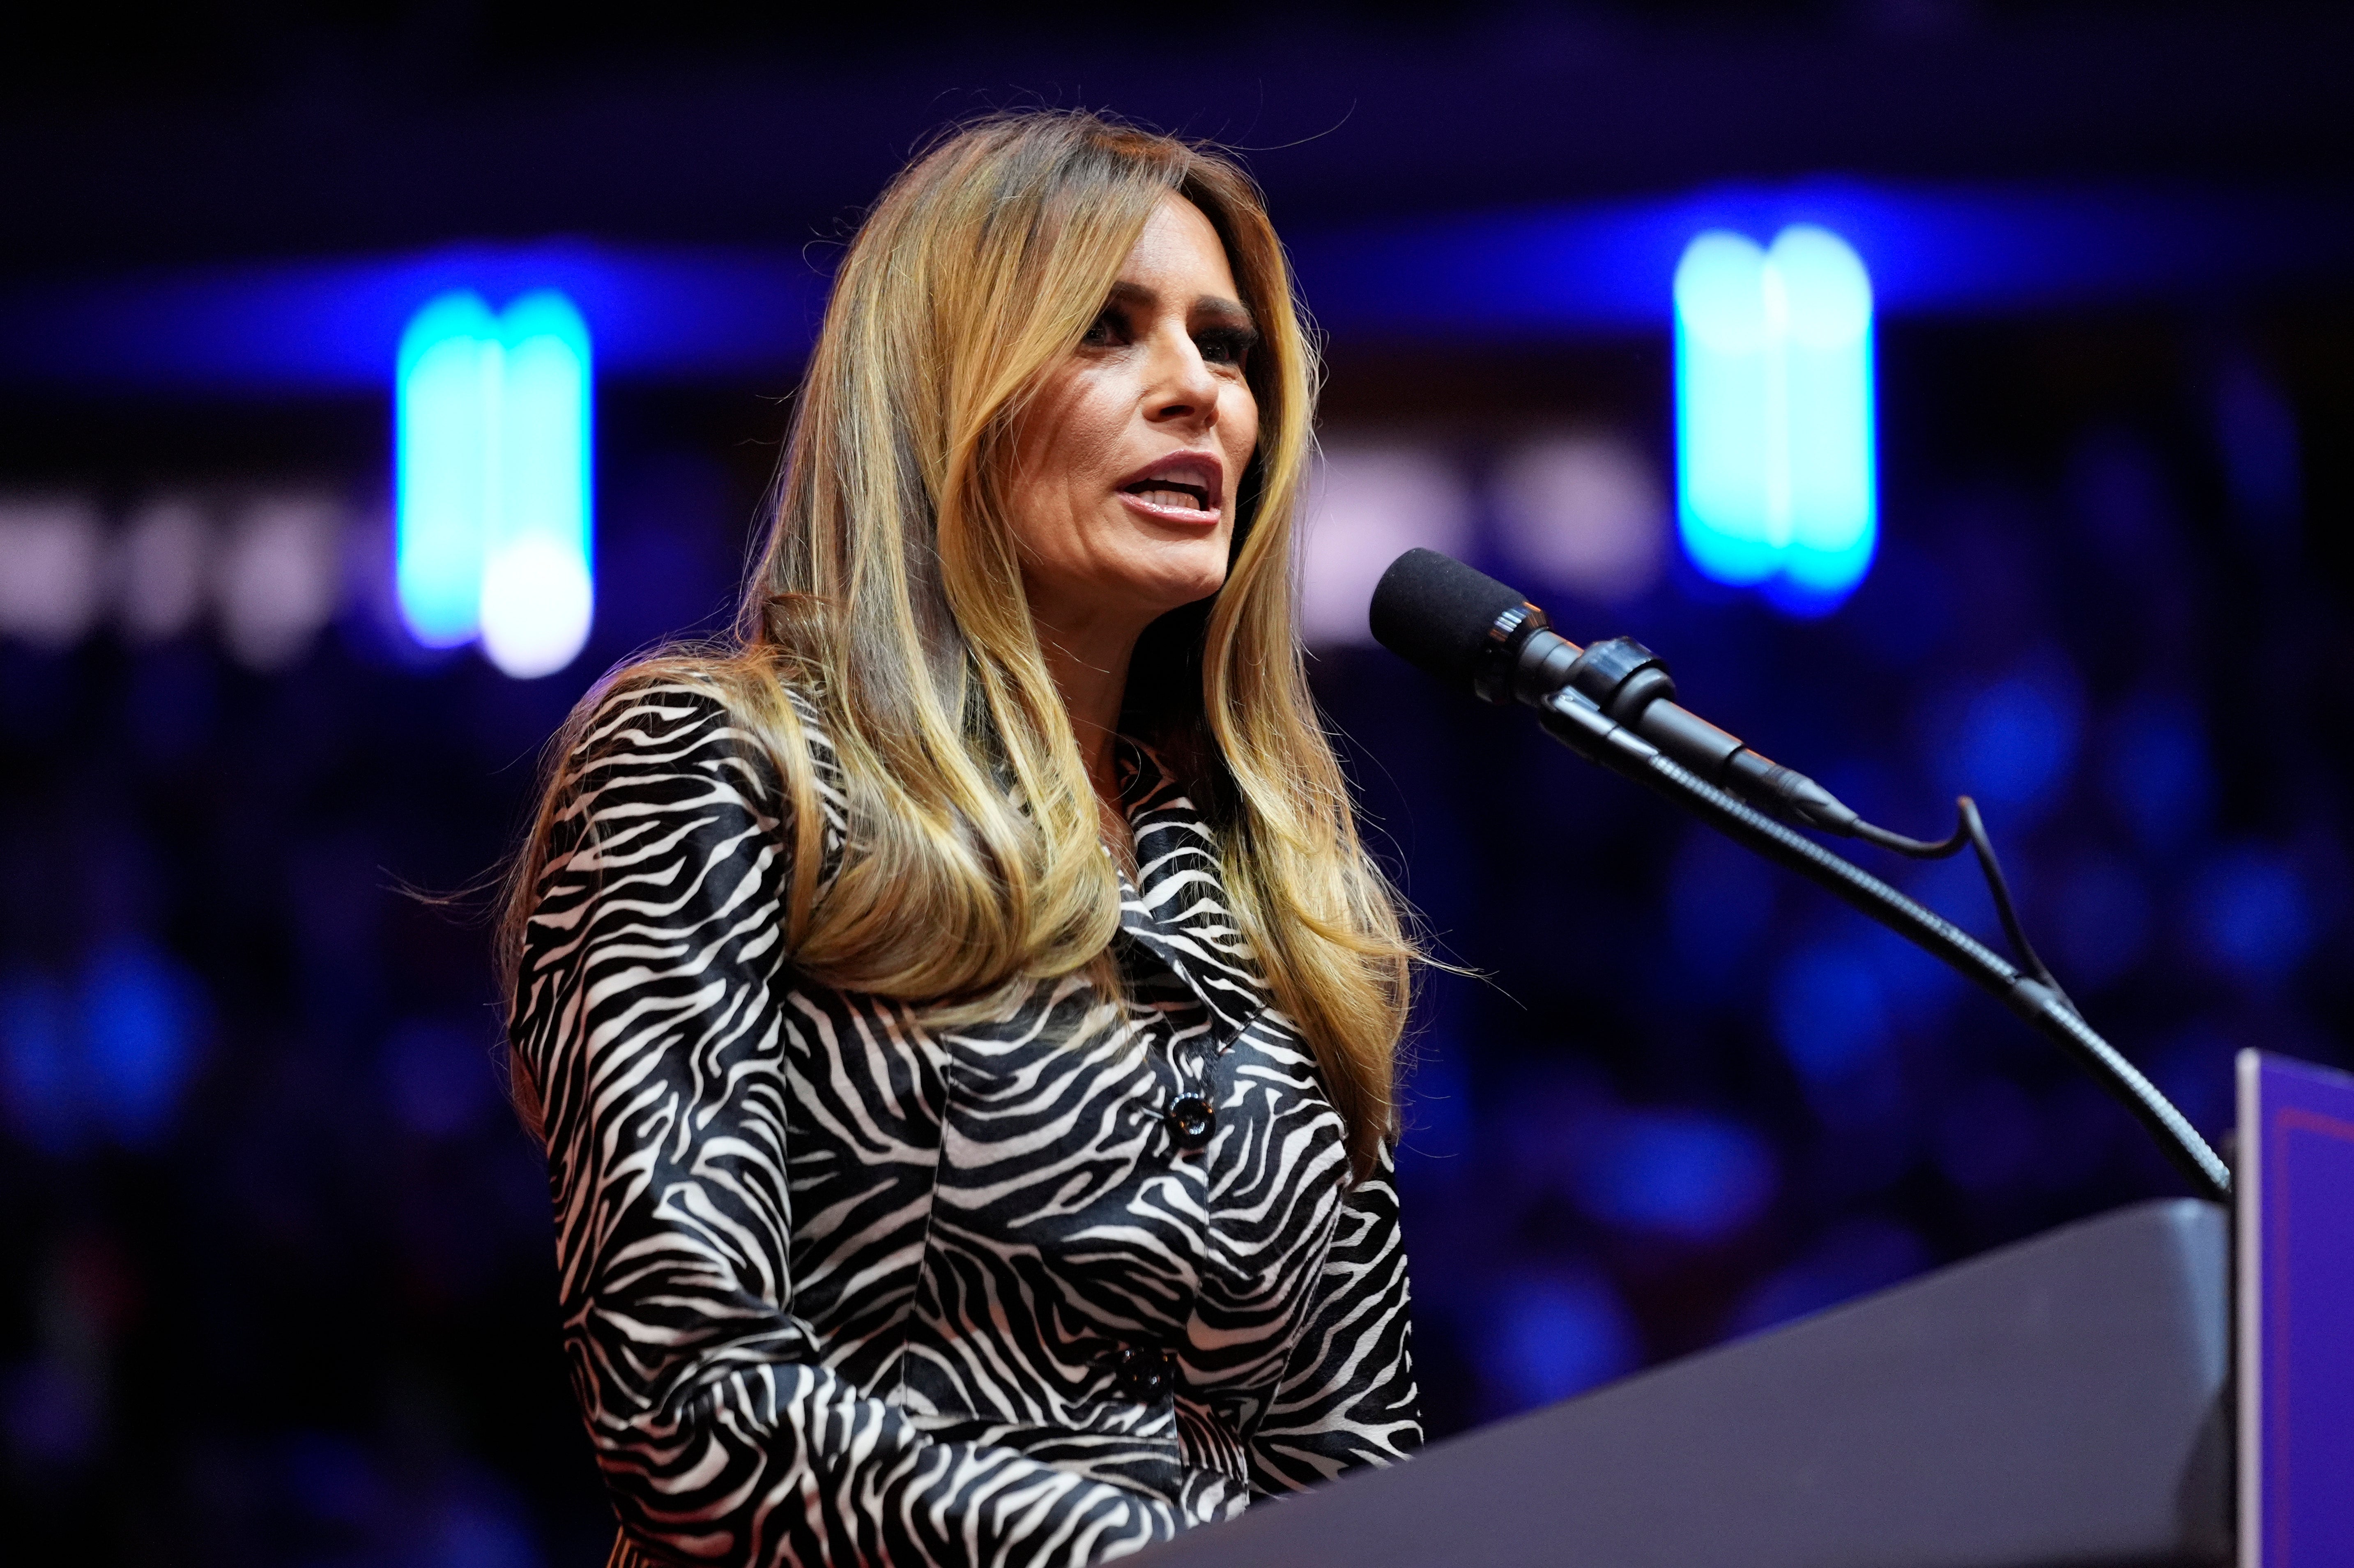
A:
[395, 290, 593, 676]
[1674, 225, 1875, 609]
[397, 293, 496, 647]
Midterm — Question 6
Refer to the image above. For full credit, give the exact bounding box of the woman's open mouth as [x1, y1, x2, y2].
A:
[1119, 479, 1217, 522]
[1115, 453, 1224, 526]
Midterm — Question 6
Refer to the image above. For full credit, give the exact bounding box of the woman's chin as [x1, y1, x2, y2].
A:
[1134, 564, 1230, 615]
[1097, 541, 1229, 615]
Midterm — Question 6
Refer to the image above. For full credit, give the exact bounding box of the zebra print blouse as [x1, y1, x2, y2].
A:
[508, 678, 1420, 1566]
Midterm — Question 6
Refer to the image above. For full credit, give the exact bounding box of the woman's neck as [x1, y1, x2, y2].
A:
[1030, 604, 1142, 831]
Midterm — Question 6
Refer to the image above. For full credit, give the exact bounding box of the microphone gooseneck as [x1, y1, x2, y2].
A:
[1365, 547, 2228, 1201]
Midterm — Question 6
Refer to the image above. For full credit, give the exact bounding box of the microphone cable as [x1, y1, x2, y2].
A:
[1849, 798, 2081, 1021]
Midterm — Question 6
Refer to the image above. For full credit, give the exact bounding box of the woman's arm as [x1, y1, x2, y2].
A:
[1244, 1143, 1424, 1494]
[511, 680, 1177, 1567]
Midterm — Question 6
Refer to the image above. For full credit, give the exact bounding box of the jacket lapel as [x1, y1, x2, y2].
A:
[1111, 739, 1267, 1044]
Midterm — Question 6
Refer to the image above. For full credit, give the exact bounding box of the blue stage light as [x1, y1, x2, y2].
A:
[394, 290, 593, 676]
[397, 292, 498, 648]
[479, 291, 594, 679]
[1675, 225, 1876, 609]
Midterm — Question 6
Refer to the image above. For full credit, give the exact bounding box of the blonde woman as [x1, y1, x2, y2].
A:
[503, 111, 1421, 1567]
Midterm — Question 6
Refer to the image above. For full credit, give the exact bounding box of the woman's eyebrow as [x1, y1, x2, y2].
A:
[1193, 296, 1257, 332]
[1105, 280, 1255, 330]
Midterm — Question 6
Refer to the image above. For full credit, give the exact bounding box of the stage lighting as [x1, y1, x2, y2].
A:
[0, 497, 104, 650]
[119, 499, 211, 644]
[219, 497, 344, 672]
[1493, 432, 1668, 606]
[1674, 225, 1875, 609]
[397, 292, 497, 648]
[1298, 446, 1472, 648]
[395, 290, 594, 677]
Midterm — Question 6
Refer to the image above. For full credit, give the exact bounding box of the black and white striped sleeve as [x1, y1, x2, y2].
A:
[509, 681, 1179, 1568]
[1245, 1142, 1423, 1494]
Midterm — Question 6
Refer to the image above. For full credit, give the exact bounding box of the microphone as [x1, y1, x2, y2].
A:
[1368, 548, 1862, 837]
[1363, 546, 2234, 1202]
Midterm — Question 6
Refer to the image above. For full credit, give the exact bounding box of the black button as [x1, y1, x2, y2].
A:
[1110, 1345, 1172, 1402]
[1166, 1094, 1215, 1151]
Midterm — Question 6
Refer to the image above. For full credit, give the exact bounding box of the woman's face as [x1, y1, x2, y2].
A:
[1004, 194, 1261, 649]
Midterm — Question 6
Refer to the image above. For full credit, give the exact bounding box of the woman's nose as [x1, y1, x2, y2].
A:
[1143, 329, 1220, 427]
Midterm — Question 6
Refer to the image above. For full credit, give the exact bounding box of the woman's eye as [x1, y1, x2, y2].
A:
[1197, 329, 1253, 367]
[1081, 308, 1125, 347]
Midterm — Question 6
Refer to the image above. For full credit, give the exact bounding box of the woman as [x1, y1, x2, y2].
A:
[503, 111, 1422, 1567]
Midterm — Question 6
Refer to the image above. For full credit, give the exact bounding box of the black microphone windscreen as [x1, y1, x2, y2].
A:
[1367, 549, 1528, 691]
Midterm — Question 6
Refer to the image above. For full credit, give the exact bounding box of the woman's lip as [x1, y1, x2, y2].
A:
[1118, 451, 1226, 497]
[1116, 490, 1222, 527]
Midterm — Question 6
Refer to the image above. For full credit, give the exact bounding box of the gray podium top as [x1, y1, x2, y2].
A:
[1135, 1198, 2230, 1568]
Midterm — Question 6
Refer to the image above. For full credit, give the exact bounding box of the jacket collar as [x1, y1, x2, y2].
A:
[1111, 738, 1266, 1044]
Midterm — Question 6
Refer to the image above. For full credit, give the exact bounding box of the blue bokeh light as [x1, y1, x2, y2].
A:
[1926, 659, 2085, 824]
[0, 943, 205, 1155]
[1772, 941, 1891, 1084]
[396, 290, 595, 678]
[0, 240, 824, 395]
[2191, 845, 2313, 986]
[0, 973, 76, 1155]
[1666, 826, 1778, 1002]
[1675, 225, 1876, 609]
[1951, 677, 2077, 808]
[2212, 359, 2303, 537]
[397, 292, 499, 648]
[2103, 690, 2216, 855]
[1480, 1269, 1640, 1412]
[79, 940, 205, 1149]
[479, 291, 595, 680]
[1572, 1110, 1778, 1240]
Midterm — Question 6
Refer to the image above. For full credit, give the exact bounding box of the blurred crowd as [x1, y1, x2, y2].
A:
[1, 227, 2348, 1568]
[0, 76, 2345, 1554]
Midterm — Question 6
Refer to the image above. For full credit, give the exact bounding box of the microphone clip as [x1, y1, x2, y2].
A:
[1560, 636, 1676, 724]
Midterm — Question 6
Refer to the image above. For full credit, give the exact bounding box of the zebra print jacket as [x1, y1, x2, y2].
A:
[508, 677, 1421, 1566]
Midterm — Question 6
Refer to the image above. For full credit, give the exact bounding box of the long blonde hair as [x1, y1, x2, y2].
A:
[503, 111, 1415, 1179]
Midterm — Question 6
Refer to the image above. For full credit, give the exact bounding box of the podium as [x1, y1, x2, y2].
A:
[1135, 1053, 2354, 1568]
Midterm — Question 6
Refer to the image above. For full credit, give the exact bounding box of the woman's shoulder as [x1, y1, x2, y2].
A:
[540, 656, 849, 889]
[566, 658, 840, 786]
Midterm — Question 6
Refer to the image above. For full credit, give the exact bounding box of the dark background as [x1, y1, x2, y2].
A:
[3, 3, 2352, 1561]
